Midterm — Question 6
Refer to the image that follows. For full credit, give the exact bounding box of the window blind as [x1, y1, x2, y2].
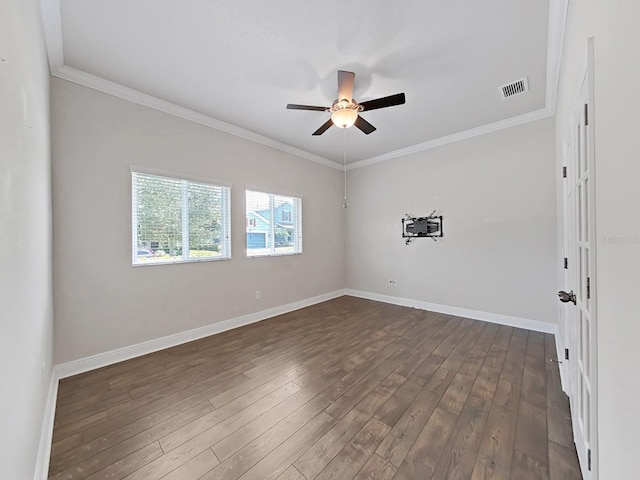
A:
[132, 172, 231, 265]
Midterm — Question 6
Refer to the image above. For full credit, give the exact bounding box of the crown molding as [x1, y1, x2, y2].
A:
[347, 106, 554, 170]
[40, 0, 340, 170]
[52, 66, 342, 170]
[40, 0, 63, 71]
[545, 0, 570, 116]
[40, 0, 566, 172]
[347, 0, 568, 170]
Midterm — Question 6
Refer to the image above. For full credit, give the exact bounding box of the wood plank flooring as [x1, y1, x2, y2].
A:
[49, 296, 582, 479]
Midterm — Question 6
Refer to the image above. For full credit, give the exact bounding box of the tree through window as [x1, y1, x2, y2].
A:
[132, 171, 231, 264]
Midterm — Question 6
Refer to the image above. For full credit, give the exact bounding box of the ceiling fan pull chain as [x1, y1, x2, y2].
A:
[343, 128, 348, 208]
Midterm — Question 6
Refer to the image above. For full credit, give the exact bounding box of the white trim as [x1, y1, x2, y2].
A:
[245, 185, 304, 200]
[585, 37, 599, 479]
[347, 107, 554, 170]
[34, 288, 564, 478]
[56, 290, 344, 379]
[33, 371, 59, 480]
[40, 0, 63, 72]
[344, 289, 557, 334]
[34, 290, 342, 478]
[349, 0, 568, 170]
[41, 0, 567, 172]
[50, 65, 341, 171]
[545, 0, 569, 114]
[130, 165, 232, 189]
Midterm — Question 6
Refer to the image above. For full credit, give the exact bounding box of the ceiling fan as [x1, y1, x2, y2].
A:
[286, 70, 406, 136]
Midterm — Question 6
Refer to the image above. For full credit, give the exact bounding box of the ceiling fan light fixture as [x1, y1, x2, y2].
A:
[331, 108, 358, 128]
[330, 98, 361, 128]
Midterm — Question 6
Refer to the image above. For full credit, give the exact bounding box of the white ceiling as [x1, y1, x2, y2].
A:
[43, 0, 564, 167]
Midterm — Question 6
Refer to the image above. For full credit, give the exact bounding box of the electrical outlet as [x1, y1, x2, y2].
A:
[255, 290, 261, 300]
[388, 279, 398, 287]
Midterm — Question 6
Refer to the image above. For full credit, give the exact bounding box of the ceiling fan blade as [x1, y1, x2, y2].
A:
[312, 118, 334, 136]
[359, 93, 406, 111]
[337, 70, 355, 102]
[354, 115, 376, 135]
[287, 104, 329, 111]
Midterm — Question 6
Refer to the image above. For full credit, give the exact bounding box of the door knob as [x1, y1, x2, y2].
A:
[558, 290, 576, 305]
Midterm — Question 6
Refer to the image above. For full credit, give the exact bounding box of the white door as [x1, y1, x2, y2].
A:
[560, 41, 598, 479]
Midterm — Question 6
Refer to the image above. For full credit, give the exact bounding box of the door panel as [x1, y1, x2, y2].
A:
[562, 59, 598, 479]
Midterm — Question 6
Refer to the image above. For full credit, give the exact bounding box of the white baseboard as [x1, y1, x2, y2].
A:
[34, 289, 345, 479]
[33, 370, 59, 480]
[344, 289, 557, 334]
[36, 288, 562, 479]
[56, 290, 345, 379]
[344, 290, 571, 390]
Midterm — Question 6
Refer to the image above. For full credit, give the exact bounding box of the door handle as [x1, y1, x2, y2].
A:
[558, 290, 576, 305]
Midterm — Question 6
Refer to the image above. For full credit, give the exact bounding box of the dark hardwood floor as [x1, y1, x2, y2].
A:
[48, 296, 582, 479]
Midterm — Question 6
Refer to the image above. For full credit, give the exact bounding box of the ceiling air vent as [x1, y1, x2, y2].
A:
[500, 77, 529, 99]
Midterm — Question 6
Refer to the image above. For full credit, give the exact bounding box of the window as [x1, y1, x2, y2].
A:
[246, 190, 302, 257]
[132, 171, 231, 265]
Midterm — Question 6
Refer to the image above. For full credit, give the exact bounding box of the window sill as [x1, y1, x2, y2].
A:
[132, 256, 231, 267]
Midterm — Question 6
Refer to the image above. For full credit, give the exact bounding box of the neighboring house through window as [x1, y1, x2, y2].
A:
[246, 189, 302, 257]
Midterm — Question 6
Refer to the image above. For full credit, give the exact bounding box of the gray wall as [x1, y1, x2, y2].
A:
[345, 118, 557, 324]
[0, 0, 54, 477]
[555, 0, 640, 477]
[51, 78, 345, 364]
[8, 2, 640, 477]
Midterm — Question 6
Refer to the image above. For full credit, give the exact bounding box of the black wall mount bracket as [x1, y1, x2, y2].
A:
[402, 211, 443, 245]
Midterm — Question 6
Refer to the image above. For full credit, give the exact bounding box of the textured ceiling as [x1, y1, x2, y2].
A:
[46, 0, 558, 166]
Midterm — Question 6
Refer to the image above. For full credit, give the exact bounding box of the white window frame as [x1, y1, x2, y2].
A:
[245, 189, 302, 258]
[131, 169, 231, 265]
